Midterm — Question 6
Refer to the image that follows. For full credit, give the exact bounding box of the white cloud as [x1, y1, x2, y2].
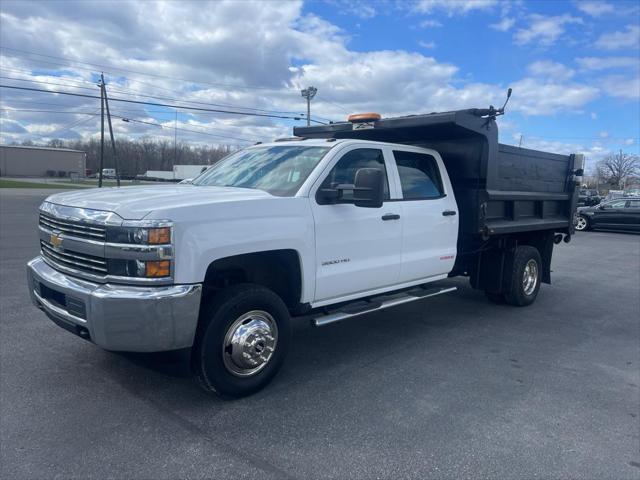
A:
[326, 0, 377, 19]
[514, 14, 583, 47]
[599, 131, 609, 138]
[509, 78, 599, 115]
[575, 1, 615, 16]
[595, 25, 640, 50]
[590, 112, 598, 120]
[599, 75, 640, 99]
[625, 138, 635, 145]
[418, 41, 437, 49]
[576, 56, 640, 70]
[419, 19, 443, 28]
[490, 17, 515, 32]
[527, 60, 575, 81]
[414, 0, 497, 16]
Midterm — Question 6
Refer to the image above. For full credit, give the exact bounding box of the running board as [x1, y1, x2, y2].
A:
[312, 286, 457, 327]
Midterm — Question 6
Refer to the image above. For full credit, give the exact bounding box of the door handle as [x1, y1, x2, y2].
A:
[381, 213, 400, 221]
[442, 210, 457, 216]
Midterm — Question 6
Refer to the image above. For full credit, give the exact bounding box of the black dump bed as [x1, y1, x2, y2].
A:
[295, 110, 582, 247]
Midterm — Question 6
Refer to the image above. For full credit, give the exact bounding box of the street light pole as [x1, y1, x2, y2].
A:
[301, 86, 317, 127]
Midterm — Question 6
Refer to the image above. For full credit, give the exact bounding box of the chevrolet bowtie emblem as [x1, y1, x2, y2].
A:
[50, 233, 63, 248]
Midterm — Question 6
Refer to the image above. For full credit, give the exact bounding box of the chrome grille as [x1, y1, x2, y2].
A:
[39, 212, 106, 241]
[41, 241, 107, 275]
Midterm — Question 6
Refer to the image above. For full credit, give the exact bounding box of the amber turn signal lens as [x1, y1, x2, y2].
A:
[148, 227, 171, 244]
[145, 260, 170, 277]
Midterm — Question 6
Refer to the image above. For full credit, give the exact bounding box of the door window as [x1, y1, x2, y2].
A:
[604, 200, 627, 208]
[627, 200, 640, 209]
[393, 150, 444, 200]
[318, 148, 389, 203]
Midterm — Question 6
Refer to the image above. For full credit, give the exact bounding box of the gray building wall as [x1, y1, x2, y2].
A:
[0, 145, 86, 177]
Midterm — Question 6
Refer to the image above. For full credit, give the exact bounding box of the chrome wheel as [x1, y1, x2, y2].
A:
[222, 310, 278, 377]
[575, 215, 587, 231]
[522, 259, 538, 296]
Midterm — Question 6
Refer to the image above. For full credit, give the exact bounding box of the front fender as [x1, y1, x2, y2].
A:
[167, 198, 316, 304]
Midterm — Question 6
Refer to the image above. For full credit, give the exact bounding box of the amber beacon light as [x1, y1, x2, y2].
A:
[347, 112, 382, 123]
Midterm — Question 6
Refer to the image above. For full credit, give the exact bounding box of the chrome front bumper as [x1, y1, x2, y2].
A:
[27, 256, 202, 352]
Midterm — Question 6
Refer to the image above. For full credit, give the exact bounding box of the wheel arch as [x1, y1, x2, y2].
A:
[202, 249, 304, 311]
[470, 230, 555, 293]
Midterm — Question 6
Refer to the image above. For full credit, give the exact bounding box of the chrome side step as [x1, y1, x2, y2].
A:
[312, 286, 457, 327]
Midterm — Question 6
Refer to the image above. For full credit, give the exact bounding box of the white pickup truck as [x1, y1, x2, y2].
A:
[27, 109, 583, 397]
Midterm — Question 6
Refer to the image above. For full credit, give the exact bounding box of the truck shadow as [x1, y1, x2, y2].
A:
[115, 348, 192, 378]
[105, 277, 485, 402]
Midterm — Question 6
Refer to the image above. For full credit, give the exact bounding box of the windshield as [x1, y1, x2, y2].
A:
[192, 145, 330, 196]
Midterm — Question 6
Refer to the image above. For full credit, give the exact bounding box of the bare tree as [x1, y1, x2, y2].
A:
[597, 150, 639, 189]
[25, 137, 237, 176]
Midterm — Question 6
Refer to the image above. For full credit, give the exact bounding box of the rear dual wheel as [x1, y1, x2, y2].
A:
[504, 246, 541, 306]
[484, 246, 542, 307]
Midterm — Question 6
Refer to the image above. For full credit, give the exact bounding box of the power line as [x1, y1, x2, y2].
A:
[0, 70, 312, 118]
[1, 82, 328, 124]
[0, 67, 101, 89]
[1, 108, 99, 114]
[2, 47, 335, 121]
[0, 84, 311, 121]
[316, 94, 351, 114]
[25, 109, 101, 140]
[0, 104, 273, 137]
[0, 46, 279, 91]
[0, 107, 256, 143]
[0, 56, 336, 123]
[119, 117, 254, 143]
[0, 75, 98, 92]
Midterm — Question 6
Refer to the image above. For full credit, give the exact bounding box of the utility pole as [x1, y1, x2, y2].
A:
[98, 76, 105, 187]
[101, 73, 120, 187]
[174, 109, 178, 166]
[518, 135, 523, 148]
[301, 86, 317, 126]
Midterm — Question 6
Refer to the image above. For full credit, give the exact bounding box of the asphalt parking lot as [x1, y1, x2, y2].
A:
[1, 188, 639, 480]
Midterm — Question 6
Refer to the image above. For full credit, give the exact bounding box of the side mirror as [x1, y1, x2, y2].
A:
[353, 168, 384, 208]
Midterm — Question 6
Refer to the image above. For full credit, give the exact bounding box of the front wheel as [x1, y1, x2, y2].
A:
[575, 214, 590, 231]
[192, 284, 291, 398]
[504, 246, 542, 307]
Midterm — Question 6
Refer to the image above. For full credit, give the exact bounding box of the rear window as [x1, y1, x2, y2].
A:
[393, 150, 444, 200]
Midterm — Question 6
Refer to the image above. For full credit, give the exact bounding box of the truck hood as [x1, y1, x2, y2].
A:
[45, 185, 275, 219]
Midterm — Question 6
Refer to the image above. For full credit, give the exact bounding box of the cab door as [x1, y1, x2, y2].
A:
[389, 148, 459, 283]
[310, 146, 402, 304]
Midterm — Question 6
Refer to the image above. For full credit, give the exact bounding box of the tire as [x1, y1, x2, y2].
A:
[191, 283, 291, 398]
[503, 246, 542, 307]
[485, 291, 505, 304]
[575, 214, 590, 231]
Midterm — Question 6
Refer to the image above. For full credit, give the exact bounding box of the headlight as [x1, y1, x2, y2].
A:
[106, 226, 172, 245]
[105, 220, 173, 280]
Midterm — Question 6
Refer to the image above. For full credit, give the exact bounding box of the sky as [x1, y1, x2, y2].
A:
[0, 0, 638, 172]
